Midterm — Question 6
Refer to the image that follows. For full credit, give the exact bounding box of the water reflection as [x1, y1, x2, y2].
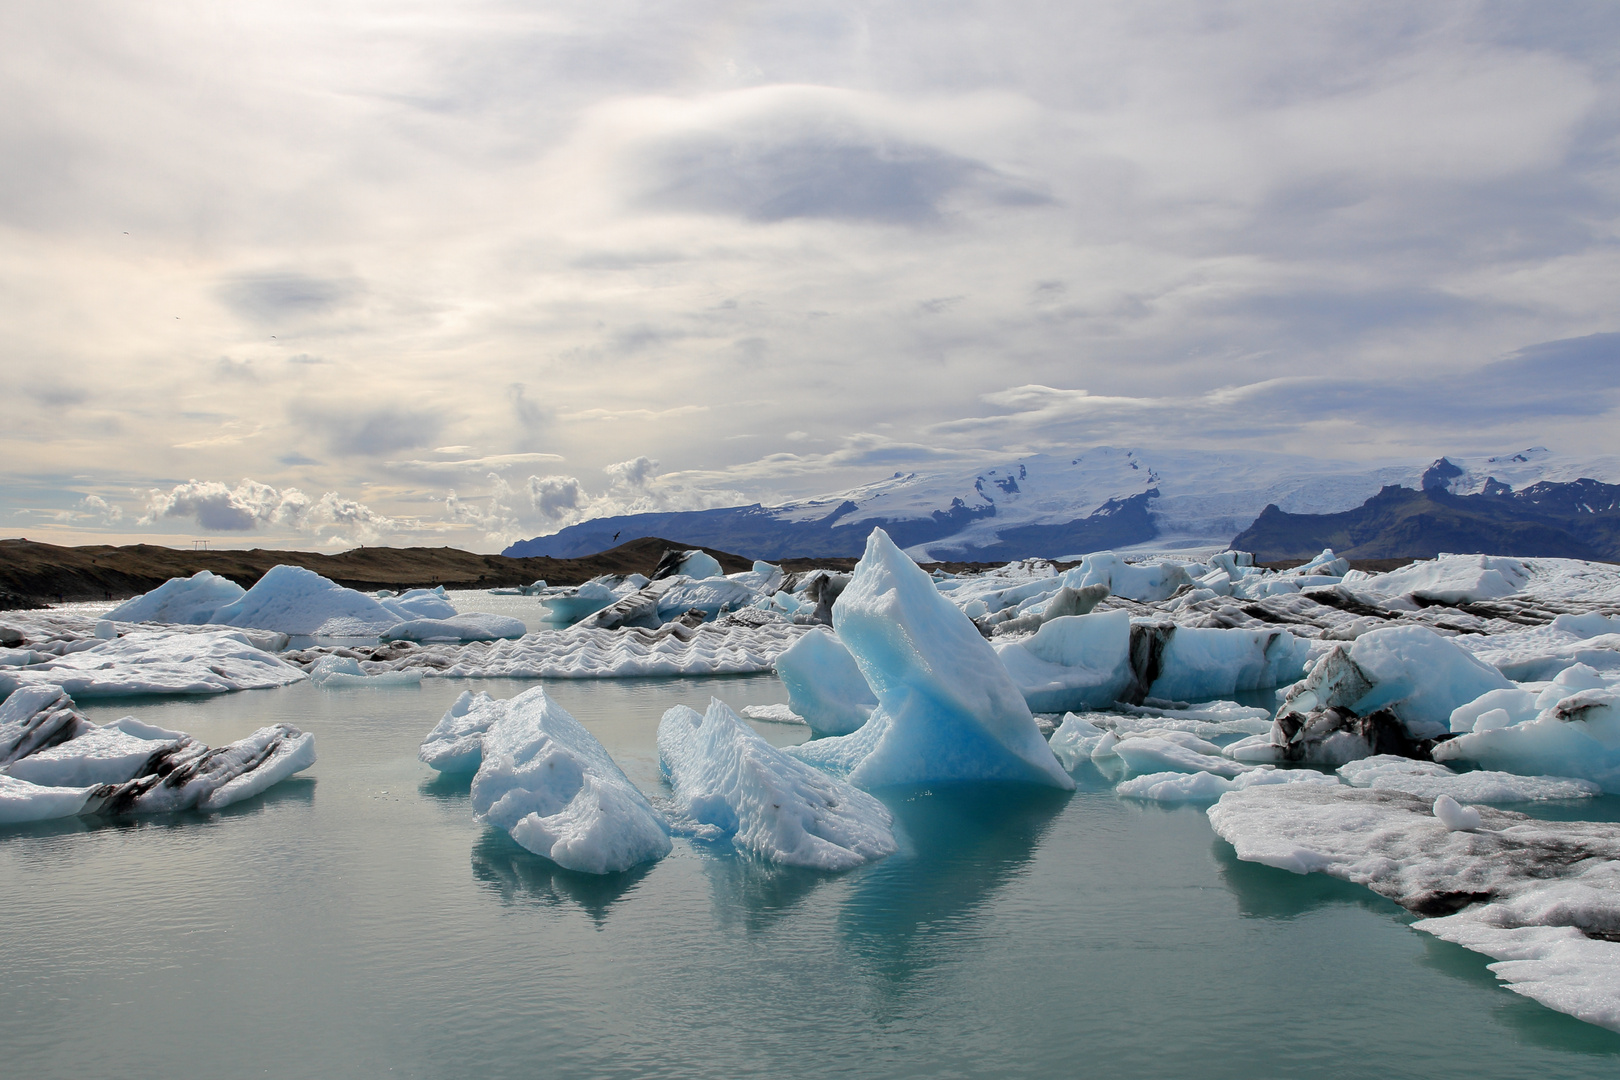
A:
[697, 843, 834, 932]
[469, 828, 652, 925]
[418, 772, 473, 805]
[1211, 840, 1398, 920]
[840, 784, 1068, 981]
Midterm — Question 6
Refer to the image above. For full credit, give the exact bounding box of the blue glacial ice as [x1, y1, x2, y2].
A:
[994, 610, 1134, 712]
[1146, 625, 1311, 702]
[1435, 687, 1620, 792]
[658, 698, 896, 870]
[773, 626, 877, 735]
[785, 529, 1072, 790]
[470, 687, 671, 874]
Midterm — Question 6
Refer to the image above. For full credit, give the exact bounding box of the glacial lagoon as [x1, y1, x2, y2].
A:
[4, 674, 1619, 1080]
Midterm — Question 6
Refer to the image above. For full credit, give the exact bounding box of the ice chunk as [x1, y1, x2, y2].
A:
[1112, 732, 1249, 777]
[654, 549, 723, 581]
[658, 699, 896, 870]
[541, 581, 618, 624]
[1354, 553, 1531, 604]
[1116, 767, 1338, 802]
[739, 703, 804, 724]
[0, 774, 98, 823]
[211, 565, 402, 636]
[95, 723, 317, 814]
[656, 578, 761, 621]
[0, 684, 94, 765]
[1112, 699, 1274, 738]
[1435, 689, 1620, 792]
[773, 627, 877, 735]
[1065, 552, 1193, 603]
[0, 629, 306, 698]
[419, 690, 505, 773]
[380, 612, 527, 643]
[381, 588, 458, 621]
[1338, 755, 1600, 802]
[1147, 625, 1310, 702]
[470, 687, 670, 874]
[1449, 686, 1542, 733]
[1433, 793, 1483, 831]
[5, 716, 188, 787]
[307, 655, 423, 688]
[106, 570, 247, 625]
[1208, 783, 1620, 1032]
[1281, 626, 1513, 739]
[785, 529, 1072, 790]
[1048, 713, 1108, 770]
[994, 610, 1134, 712]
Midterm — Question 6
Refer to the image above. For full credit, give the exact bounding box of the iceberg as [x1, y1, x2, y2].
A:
[1435, 688, 1620, 792]
[1065, 552, 1194, 603]
[380, 612, 527, 643]
[655, 577, 761, 622]
[1207, 783, 1620, 1032]
[1048, 713, 1109, 770]
[6, 715, 189, 787]
[380, 587, 458, 621]
[0, 684, 93, 765]
[106, 570, 246, 625]
[1145, 625, 1311, 703]
[1112, 733, 1249, 778]
[419, 690, 506, 773]
[211, 565, 404, 636]
[307, 655, 423, 688]
[541, 580, 620, 625]
[772, 627, 877, 735]
[994, 610, 1134, 713]
[785, 529, 1072, 790]
[0, 774, 100, 823]
[1350, 553, 1531, 604]
[95, 722, 317, 814]
[658, 698, 896, 870]
[470, 687, 671, 874]
[1278, 626, 1513, 739]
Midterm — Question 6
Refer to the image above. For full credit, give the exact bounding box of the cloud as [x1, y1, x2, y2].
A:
[217, 272, 361, 325]
[139, 478, 397, 541]
[604, 455, 658, 488]
[289, 401, 447, 457]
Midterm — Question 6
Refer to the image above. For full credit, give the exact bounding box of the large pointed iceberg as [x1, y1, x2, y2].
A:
[786, 529, 1072, 790]
[658, 698, 896, 870]
[470, 687, 671, 874]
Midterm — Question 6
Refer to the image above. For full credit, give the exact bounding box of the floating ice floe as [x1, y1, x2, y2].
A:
[1435, 687, 1620, 792]
[1452, 615, 1620, 682]
[419, 690, 506, 773]
[1207, 783, 1620, 1032]
[307, 655, 423, 689]
[738, 703, 805, 724]
[1347, 554, 1531, 605]
[773, 626, 877, 735]
[1144, 624, 1311, 702]
[1115, 767, 1338, 802]
[381, 612, 527, 643]
[658, 698, 896, 870]
[994, 610, 1134, 712]
[1337, 755, 1600, 802]
[470, 687, 671, 874]
[0, 684, 315, 822]
[355, 621, 808, 680]
[785, 529, 1073, 790]
[1112, 732, 1250, 778]
[0, 629, 306, 697]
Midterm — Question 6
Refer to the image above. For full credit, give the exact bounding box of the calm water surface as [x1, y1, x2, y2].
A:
[3, 674, 1619, 1079]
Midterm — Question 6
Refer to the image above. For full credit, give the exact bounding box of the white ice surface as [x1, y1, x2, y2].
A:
[307, 655, 423, 688]
[419, 690, 505, 773]
[1324, 625, 1513, 738]
[1112, 734, 1249, 778]
[0, 774, 98, 823]
[5, 716, 187, 787]
[1337, 755, 1601, 802]
[1435, 688, 1620, 792]
[0, 630, 306, 697]
[470, 687, 671, 874]
[1351, 554, 1530, 604]
[211, 565, 403, 636]
[658, 699, 896, 870]
[106, 571, 246, 625]
[773, 626, 877, 735]
[1207, 783, 1620, 1032]
[1115, 767, 1339, 802]
[380, 612, 527, 643]
[785, 529, 1072, 790]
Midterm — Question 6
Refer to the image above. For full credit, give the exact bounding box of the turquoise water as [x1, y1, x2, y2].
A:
[3, 675, 1619, 1079]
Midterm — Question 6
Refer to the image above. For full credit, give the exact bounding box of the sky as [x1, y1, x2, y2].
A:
[4, 0, 1618, 552]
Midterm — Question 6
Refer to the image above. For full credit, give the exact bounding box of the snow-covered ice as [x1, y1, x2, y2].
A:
[1207, 783, 1620, 1032]
[6, 715, 189, 787]
[1337, 755, 1600, 802]
[0, 629, 306, 697]
[307, 655, 423, 689]
[658, 698, 896, 870]
[106, 570, 246, 625]
[470, 687, 671, 874]
[0, 774, 100, 823]
[419, 690, 506, 773]
[785, 529, 1072, 790]
[1115, 767, 1338, 802]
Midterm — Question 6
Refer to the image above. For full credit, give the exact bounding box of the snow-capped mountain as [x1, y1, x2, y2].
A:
[504, 446, 1620, 561]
